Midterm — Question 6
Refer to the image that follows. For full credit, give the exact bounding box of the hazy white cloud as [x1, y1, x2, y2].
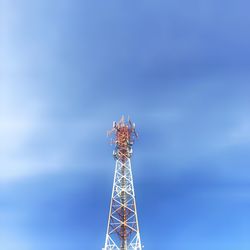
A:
[0, 79, 100, 182]
[228, 119, 250, 145]
[0, 116, 99, 182]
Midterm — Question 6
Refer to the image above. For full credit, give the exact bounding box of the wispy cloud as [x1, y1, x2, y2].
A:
[0, 81, 103, 182]
[228, 119, 250, 146]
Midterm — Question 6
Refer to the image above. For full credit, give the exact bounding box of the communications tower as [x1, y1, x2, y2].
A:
[103, 116, 142, 250]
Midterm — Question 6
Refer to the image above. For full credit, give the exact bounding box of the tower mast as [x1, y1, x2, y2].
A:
[103, 116, 142, 250]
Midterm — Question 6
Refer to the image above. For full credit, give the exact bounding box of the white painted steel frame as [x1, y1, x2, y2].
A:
[103, 158, 142, 250]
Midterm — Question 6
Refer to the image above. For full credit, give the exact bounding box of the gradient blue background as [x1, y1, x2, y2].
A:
[1, 0, 250, 249]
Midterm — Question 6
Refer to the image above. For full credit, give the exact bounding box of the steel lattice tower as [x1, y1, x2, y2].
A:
[103, 116, 142, 250]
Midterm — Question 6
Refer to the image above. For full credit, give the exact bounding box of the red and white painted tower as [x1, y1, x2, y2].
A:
[103, 116, 142, 250]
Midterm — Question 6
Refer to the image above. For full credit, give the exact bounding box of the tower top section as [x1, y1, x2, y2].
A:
[108, 116, 138, 162]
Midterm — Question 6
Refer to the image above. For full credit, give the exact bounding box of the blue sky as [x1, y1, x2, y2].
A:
[1, 0, 250, 249]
